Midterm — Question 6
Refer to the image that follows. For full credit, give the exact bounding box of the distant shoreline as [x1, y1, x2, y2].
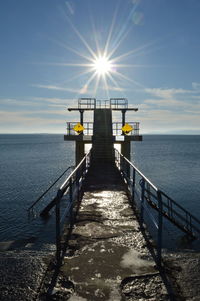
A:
[0, 133, 200, 136]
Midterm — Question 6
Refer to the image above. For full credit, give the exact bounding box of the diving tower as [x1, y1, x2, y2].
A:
[64, 98, 142, 165]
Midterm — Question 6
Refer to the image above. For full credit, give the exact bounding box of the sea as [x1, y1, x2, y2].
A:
[0, 134, 200, 251]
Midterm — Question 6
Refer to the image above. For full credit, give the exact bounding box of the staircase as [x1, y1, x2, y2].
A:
[91, 109, 114, 162]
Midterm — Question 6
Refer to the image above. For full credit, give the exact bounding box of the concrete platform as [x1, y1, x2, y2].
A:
[50, 163, 170, 300]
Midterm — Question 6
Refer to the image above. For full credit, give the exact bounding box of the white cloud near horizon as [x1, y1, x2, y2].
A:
[1, 82, 200, 134]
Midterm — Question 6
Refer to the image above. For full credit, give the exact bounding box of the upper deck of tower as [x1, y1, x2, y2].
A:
[64, 98, 142, 142]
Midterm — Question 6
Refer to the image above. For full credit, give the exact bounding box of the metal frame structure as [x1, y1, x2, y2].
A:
[66, 121, 140, 136]
[76, 98, 132, 110]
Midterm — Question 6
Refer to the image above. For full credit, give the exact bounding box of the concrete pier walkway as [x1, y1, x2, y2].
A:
[52, 163, 170, 300]
[1, 163, 200, 300]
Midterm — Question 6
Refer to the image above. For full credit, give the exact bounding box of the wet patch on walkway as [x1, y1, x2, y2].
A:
[54, 189, 170, 300]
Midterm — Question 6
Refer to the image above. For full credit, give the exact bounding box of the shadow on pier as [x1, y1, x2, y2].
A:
[41, 161, 176, 301]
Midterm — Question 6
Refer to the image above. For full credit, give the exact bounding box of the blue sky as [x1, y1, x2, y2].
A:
[1, 0, 200, 134]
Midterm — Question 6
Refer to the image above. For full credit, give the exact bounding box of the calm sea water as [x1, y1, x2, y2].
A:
[0, 134, 200, 250]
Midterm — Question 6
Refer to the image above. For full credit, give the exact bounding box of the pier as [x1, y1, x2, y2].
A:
[2, 98, 200, 300]
[38, 98, 200, 300]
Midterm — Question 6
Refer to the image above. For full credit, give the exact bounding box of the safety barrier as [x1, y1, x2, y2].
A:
[114, 149, 200, 265]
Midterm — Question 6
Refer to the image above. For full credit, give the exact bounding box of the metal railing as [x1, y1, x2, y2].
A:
[66, 121, 140, 136]
[77, 98, 128, 109]
[54, 152, 91, 264]
[34, 152, 91, 265]
[66, 122, 93, 136]
[28, 166, 74, 212]
[96, 99, 110, 108]
[78, 98, 96, 109]
[114, 149, 200, 265]
[110, 98, 128, 109]
[112, 122, 140, 136]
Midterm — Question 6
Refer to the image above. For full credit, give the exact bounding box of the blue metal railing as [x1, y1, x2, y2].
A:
[54, 152, 91, 263]
[31, 152, 91, 264]
[114, 149, 200, 265]
[27, 166, 74, 212]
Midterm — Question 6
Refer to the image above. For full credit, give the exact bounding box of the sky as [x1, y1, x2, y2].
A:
[1, 0, 200, 134]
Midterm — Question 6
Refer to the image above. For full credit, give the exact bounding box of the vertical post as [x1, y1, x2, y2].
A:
[121, 109, 126, 134]
[79, 110, 84, 137]
[68, 122, 70, 135]
[140, 178, 145, 224]
[79, 110, 84, 125]
[157, 190, 163, 266]
[69, 178, 73, 227]
[55, 193, 61, 265]
[76, 166, 80, 202]
[132, 168, 136, 202]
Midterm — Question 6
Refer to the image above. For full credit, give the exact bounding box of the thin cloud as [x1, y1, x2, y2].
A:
[192, 82, 200, 90]
[144, 98, 190, 107]
[145, 87, 196, 99]
[32, 84, 92, 94]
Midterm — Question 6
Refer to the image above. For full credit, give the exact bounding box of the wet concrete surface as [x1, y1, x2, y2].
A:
[1, 163, 200, 300]
[50, 163, 171, 300]
[164, 251, 200, 301]
[0, 250, 52, 301]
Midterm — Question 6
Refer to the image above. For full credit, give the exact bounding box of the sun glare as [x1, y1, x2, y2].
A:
[52, 2, 151, 97]
[92, 56, 113, 76]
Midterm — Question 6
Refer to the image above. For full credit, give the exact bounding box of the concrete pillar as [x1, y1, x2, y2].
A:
[121, 141, 131, 160]
[121, 141, 131, 177]
[76, 141, 85, 165]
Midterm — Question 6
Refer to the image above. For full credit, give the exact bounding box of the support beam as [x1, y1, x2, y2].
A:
[79, 109, 84, 125]
[76, 141, 85, 165]
[121, 109, 126, 126]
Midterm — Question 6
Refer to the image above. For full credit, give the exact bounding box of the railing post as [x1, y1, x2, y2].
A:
[132, 168, 136, 202]
[157, 190, 163, 266]
[76, 167, 80, 203]
[120, 154, 123, 171]
[56, 190, 62, 265]
[69, 178, 73, 227]
[115, 150, 119, 168]
[140, 178, 145, 224]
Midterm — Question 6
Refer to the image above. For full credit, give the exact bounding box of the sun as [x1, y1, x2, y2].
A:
[49, 1, 150, 97]
[92, 55, 113, 76]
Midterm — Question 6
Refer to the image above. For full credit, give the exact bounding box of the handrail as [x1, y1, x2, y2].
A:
[115, 149, 200, 233]
[159, 190, 200, 226]
[50, 151, 91, 264]
[59, 153, 89, 191]
[114, 148, 200, 265]
[27, 165, 74, 211]
[115, 150, 158, 191]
